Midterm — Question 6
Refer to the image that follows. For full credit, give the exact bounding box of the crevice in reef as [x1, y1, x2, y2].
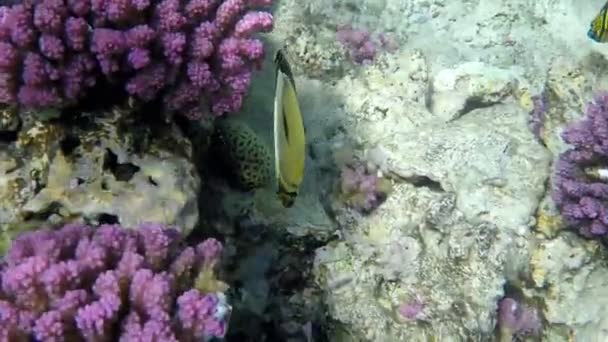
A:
[102, 148, 140, 182]
[22, 202, 63, 222]
[148, 176, 158, 186]
[0, 130, 18, 143]
[101, 179, 109, 190]
[400, 174, 445, 192]
[59, 134, 81, 156]
[0, 108, 21, 143]
[63, 79, 127, 118]
[97, 213, 120, 225]
[457, 96, 498, 118]
[218, 222, 330, 342]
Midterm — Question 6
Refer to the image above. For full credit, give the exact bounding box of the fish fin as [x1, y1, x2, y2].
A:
[589, 2, 608, 42]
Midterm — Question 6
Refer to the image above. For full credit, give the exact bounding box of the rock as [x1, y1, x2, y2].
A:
[525, 235, 608, 341]
[1, 106, 199, 240]
[334, 49, 432, 141]
[0, 149, 31, 254]
[311, 93, 551, 340]
[241, 0, 608, 340]
[281, 24, 347, 79]
[314, 183, 514, 340]
[209, 171, 335, 241]
[0, 105, 18, 132]
[251, 188, 334, 239]
[430, 62, 522, 121]
[381, 103, 551, 231]
[0, 118, 62, 254]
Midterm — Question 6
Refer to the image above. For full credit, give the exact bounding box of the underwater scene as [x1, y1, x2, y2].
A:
[3, 0, 608, 341]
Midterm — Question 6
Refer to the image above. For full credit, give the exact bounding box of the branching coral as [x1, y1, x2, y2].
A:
[0, 222, 230, 341]
[0, 0, 274, 119]
[553, 91, 608, 238]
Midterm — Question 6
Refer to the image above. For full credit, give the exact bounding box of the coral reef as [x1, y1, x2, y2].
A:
[377, 103, 550, 230]
[219, 229, 325, 341]
[211, 118, 272, 190]
[552, 92, 608, 239]
[307, 94, 549, 339]
[0, 106, 199, 249]
[314, 181, 512, 340]
[281, 26, 345, 79]
[0, 0, 274, 118]
[430, 61, 521, 122]
[268, 2, 554, 338]
[3, 0, 608, 340]
[525, 235, 608, 341]
[0, 222, 230, 341]
[205, 0, 608, 340]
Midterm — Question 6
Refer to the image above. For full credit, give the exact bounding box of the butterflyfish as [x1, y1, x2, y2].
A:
[273, 49, 306, 208]
[589, 1, 608, 42]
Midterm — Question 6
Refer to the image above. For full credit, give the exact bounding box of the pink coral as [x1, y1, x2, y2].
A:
[0, 222, 230, 341]
[497, 297, 541, 340]
[339, 164, 389, 212]
[398, 295, 425, 321]
[553, 92, 608, 238]
[0, 0, 275, 118]
[336, 24, 398, 64]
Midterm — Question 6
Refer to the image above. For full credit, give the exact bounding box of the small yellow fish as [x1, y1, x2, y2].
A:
[589, 1, 608, 42]
[273, 49, 306, 208]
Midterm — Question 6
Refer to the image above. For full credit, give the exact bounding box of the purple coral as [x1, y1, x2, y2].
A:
[497, 297, 541, 340]
[0, 0, 274, 118]
[529, 90, 548, 141]
[336, 24, 398, 64]
[552, 91, 608, 238]
[0, 222, 230, 341]
[398, 296, 425, 321]
[339, 164, 387, 213]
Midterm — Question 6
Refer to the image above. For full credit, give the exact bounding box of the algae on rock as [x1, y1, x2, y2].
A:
[0, 106, 200, 247]
[314, 181, 514, 340]
[21, 109, 199, 234]
[525, 235, 608, 342]
[0, 105, 18, 132]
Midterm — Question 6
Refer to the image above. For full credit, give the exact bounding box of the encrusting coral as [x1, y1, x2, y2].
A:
[553, 91, 608, 239]
[0, 222, 230, 341]
[0, 0, 274, 119]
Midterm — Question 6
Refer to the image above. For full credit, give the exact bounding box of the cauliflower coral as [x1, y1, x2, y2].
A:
[553, 91, 608, 239]
[0, 222, 230, 341]
[0, 0, 274, 119]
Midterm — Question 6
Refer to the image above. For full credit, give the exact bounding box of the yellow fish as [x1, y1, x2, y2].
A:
[589, 1, 608, 42]
[273, 49, 306, 208]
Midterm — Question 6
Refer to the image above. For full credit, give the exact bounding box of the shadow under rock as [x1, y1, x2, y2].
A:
[222, 222, 330, 342]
